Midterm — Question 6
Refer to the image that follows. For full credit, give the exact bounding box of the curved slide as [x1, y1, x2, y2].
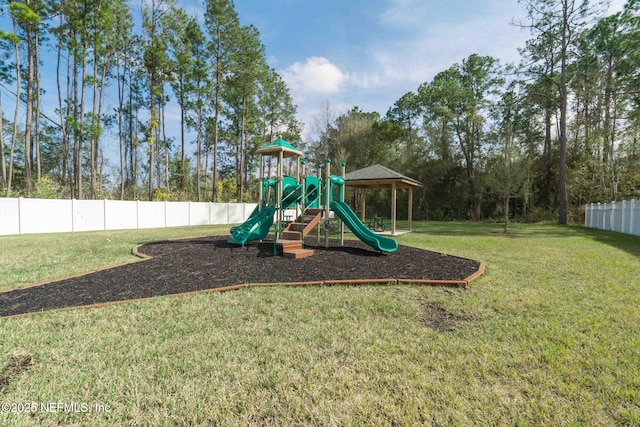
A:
[228, 185, 301, 245]
[227, 207, 276, 245]
[330, 201, 398, 253]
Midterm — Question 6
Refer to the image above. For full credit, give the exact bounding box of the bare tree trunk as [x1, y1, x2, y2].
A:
[239, 92, 247, 203]
[90, 50, 99, 199]
[148, 102, 156, 201]
[162, 99, 169, 189]
[504, 195, 510, 233]
[196, 104, 203, 202]
[204, 141, 210, 199]
[35, 30, 41, 181]
[211, 28, 221, 203]
[118, 69, 125, 200]
[24, 26, 35, 196]
[57, 29, 72, 198]
[72, 55, 80, 198]
[6, 26, 20, 198]
[78, 17, 90, 200]
[558, 2, 570, 225]
[95, 58, 109, 198]
[0, 93, 7, 189]
[128, 68, 136, 193]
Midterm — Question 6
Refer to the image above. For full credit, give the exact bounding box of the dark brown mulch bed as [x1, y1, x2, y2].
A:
[0, 236, 480, 318]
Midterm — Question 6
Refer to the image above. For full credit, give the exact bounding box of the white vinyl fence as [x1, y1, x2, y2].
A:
[0, 197, 256, 236]
[584, 200, 640, 236]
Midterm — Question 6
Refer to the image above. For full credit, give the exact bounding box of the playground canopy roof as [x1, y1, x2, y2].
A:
[344, 164, 422, 189]
[256, 137, 302, 158]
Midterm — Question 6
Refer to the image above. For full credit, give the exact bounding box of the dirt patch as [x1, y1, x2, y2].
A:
[420, 302, 470, 332]
[0, 354, 33, 393]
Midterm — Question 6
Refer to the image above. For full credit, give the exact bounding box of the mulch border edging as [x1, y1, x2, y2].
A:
[1, 240, 486, 320]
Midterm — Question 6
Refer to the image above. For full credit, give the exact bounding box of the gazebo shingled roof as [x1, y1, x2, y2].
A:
[344, 164, 422, 189]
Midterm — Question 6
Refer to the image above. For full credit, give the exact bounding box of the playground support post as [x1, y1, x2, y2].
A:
[301, 160, 306, 248]
[340, 162, 346, 246]
[258, 155, 264, 213]
[325, 158, 331, 248]
[273, 150, 284, 257]
[317, 164, 323, 242]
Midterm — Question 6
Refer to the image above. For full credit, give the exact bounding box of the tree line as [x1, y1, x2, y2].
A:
[1, 0, 300, 202]
[1, 0, 639, 226]
[309, 0, 639, 226]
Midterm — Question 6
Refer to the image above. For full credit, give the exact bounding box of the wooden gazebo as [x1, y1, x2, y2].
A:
[344, 164, 423, 235]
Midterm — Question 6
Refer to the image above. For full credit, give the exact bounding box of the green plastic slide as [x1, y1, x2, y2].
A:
[330, 201, 398, 253]
[230, 204, 260, 234]
[227, 207, 276, 245]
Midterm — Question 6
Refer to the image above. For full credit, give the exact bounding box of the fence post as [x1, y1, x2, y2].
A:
[621, 200, 627, 234]
[610, 202, 615, 231]
[585, 203, 591, 228]
[630, 199, 636, 236]
[18, 197, 23, 235]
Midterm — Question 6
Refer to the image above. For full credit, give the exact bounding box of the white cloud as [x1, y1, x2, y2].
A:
[281, 57, 349, 96]
[279, 57, 351, 140]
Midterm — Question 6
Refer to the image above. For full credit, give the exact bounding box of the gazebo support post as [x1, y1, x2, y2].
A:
[408, 187, 413, 232]
[391, 183, 397, 236]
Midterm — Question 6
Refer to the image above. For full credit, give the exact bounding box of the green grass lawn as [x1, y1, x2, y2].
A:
[1, 222, 639, 425]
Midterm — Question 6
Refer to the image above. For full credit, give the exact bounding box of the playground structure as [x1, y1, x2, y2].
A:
[227, 138, 398, 257]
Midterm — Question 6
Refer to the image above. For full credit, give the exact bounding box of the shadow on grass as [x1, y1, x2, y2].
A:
[568, 226, 640, 258]
[407, 221, 551, 237]
[407, 221, 640, 257]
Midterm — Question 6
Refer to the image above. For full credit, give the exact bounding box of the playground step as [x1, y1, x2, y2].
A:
[277, 239, 302, 251]
[283, 248, 315, 259]
[305, 208, 324, 216]
[283, 208, 324, 237]
[281, 231, 302, 240]
[289, 216, 318, 229]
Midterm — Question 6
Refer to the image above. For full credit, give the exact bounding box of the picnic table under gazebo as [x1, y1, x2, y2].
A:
[344, 164, 423, 236]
